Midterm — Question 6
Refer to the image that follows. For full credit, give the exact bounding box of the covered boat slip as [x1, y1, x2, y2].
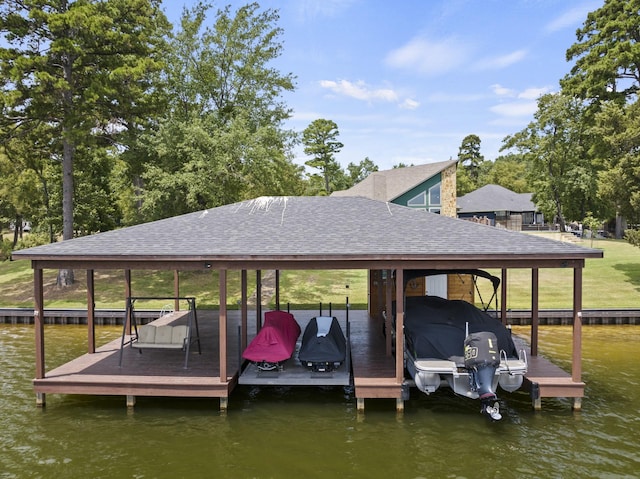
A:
[12, 196, 603, 411]
[239, 313, 351, 387]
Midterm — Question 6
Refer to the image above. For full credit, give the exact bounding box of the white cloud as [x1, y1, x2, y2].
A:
[385, 36, 470, 75]
[545, 3, 599, 33]
[518, 86, 554, 100]
[399, 98, 420, 110]
[491, 84, 516, 97]
[475, 49, 527, 70]
[490, 101, 538, 117]
[320, 79, 410, 105]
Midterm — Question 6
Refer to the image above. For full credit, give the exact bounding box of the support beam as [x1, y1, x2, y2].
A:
[174, 271, 180, 310]
[357, 397, 365, 412]
[126, 395, 136, 408]
[34, 268, 44, 379]
[241, 270, 248, 351]
[395, 268, 404, 391]
[34, 267, 45, 407]
[275, 270, 280, 310]
[501, 268, 508, 325]
[220, 397, 229, 411]
[572, 267, 583, 410]
[219, 269, 228, 383]
[256, 270, 262, 331]
[124, 269, 132, 334]
[87, 269, 95, 354]
[531, 268, 539, 356]
[385, 269, 393, 357]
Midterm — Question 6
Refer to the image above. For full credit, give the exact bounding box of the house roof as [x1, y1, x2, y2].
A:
[12, 196, 601, 270]
[457, 184, 537, 214]
[331, 160, 457, 202]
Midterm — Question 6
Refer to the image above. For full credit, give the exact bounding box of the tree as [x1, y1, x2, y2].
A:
[591, 99, 640, 236]
[0, 0, 170, 284]
[302, 119, 344, 194]
[346, 157, 378, 187]
[502, 93, 596, 231]
[478, 154, 531, 193]
[457, 134, 485, 185]
[562, 0, 640, 105]
[137, 3, 301, 220]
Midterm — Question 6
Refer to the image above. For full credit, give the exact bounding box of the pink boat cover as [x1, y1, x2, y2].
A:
[242, 311, 301, 363]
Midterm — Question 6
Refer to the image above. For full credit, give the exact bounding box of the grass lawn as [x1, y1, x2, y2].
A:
[1, 233, 639, 310]
[475, 235, 640, 309]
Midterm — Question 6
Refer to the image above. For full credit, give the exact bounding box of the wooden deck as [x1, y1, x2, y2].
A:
[33, 309, 581, 410]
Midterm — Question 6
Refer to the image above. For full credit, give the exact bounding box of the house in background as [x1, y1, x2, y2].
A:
[332, 160, 468, 312]
[332, 159, 458, 217]
[457, 184, 544, 231]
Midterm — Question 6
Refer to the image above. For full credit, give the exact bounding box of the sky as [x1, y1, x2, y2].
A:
[164, 0, 603, 171]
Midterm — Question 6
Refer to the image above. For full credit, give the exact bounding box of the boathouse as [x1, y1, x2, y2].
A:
[12, 196, 603, 411]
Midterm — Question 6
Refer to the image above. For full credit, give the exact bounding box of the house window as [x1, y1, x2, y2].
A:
[429, 183, 441, 206]
[407, 191, 427, 207]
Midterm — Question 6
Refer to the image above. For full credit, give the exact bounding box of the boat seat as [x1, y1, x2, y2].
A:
[414, 359, 458, 373]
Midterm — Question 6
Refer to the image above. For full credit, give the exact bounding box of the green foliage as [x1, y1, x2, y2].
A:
[346, 157, 378, 186]
[625, 229, 640, 248]
[137, 3, 301, 220]
[502, 93, 597, 229]
[457, 134, 484, 185]
[562, 0, 640, 104]
[592, 100, 640, 226]
[478, 154, 532, 193]
[0, 0, 171, 240]
[302, 119, 344, 194]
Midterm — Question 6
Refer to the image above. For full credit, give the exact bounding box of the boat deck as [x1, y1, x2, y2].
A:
[33, 309, 581, 410]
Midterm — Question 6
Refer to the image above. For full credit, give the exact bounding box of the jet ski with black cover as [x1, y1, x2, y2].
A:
[242, 310, 301, 371]
[403, 295, 527, 420]
[298, 316, 347, 372]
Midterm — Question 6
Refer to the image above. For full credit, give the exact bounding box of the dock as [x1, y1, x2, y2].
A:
[31, 309, 581, 411]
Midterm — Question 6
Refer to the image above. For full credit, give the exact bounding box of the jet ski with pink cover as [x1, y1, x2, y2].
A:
[243, 310, 301, 371]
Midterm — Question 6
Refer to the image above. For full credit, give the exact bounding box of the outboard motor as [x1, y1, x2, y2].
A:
[464, 331, 502, 420]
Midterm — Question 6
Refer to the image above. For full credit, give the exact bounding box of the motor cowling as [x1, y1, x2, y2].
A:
[464, 331, 500, 369]
[465, 332, 502, 419]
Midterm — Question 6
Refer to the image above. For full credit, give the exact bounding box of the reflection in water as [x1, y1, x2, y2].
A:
[1, 325, 639, 478]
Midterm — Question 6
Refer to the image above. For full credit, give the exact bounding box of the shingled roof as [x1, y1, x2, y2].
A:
[457, 184, 537, 214]
[331, 160, 457, 202]
[12, 196, 602, 270]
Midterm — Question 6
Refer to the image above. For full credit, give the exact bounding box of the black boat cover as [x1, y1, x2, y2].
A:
[298, 316, 346, 364]
[403, 295, 518, 362]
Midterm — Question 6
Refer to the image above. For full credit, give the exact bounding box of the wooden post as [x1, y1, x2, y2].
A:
[219, 269, 228, 384]
[174, 270, 180, 311]
[87, 269, 95, 353]
[256, 270, 262, 331]
[395, 268, 404, 389]
[124, 269, 132, 334]
[531, 268, 539, 356]
[241, 270, 248, 351]
[275, 269, 280, 311]
[572, 267, 583, 411]
[501, 268, 508, 325]
[34, 267, 45, 407]
[385, 269, 393, 356]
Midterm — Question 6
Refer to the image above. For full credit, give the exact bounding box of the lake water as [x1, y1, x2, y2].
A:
[1, 324, 638, 478]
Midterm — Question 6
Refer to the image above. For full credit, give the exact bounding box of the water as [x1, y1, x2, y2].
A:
[1, 324, 639, 478]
